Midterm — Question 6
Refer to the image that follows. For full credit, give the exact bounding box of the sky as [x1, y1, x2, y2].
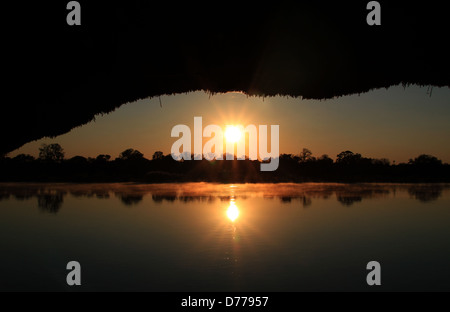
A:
[10, 84, 450, 164]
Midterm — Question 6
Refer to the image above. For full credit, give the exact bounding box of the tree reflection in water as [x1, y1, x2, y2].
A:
[0, 183, 447, 213]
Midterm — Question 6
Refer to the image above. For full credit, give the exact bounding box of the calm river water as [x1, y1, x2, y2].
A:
[0, 183, 449, 291]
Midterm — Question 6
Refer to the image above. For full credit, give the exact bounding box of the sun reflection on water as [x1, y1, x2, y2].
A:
[227, 200, 239, 222]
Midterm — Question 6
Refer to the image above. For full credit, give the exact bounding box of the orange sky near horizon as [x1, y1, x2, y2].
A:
[9, 85, 450, 164]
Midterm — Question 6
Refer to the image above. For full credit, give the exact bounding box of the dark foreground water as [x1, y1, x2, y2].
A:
[0, 183, 449, 291]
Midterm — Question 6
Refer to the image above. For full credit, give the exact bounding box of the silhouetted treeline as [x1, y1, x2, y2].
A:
[1, 145, 449, 183]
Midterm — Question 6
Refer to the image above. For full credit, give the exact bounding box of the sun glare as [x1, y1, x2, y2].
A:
[225, 126, 242, 143]
[226, 201, 240, 222]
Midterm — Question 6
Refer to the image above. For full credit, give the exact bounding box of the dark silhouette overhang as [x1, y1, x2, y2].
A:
[2, 1, 449, 154]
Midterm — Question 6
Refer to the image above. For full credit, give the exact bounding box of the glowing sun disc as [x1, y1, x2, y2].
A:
[225, 126, 242, 143]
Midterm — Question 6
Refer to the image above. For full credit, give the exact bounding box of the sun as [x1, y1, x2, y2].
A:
[224, 126, 242, 143]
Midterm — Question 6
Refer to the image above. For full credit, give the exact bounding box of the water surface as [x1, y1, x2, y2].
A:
[0, 183, 449, 291]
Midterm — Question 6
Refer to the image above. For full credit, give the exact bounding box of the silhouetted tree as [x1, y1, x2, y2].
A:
[336, 150, 362, 165]
[68, 155, 88, 162]
[13, 154, 35, 162]
[408, 154, 442, 166]
[279, 153, 295, 161]
[118, 148, 144, 161]
[317, 154, 333, 165]
[372, 158, 390, 166]
[96, 154, 111, 162]
[152, 151, 164, 160]
[298, 148, 315, 162]
[39, 143, 64, 162]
